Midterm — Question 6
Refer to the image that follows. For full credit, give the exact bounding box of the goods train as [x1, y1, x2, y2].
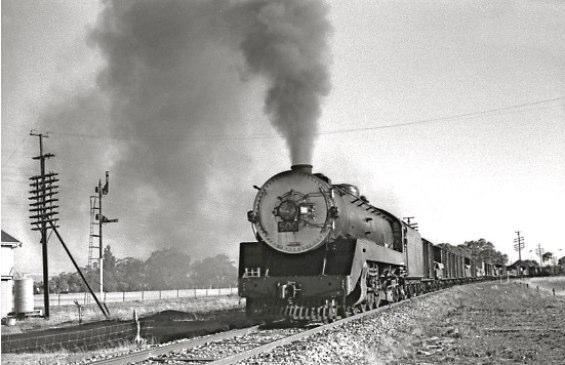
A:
[239, 165, 498, 321]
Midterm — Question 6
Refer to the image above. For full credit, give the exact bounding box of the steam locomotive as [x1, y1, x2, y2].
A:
[239, 165, 497, 321]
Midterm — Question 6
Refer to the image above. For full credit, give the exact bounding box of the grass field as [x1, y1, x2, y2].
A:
[3, 294, 242, 335]
[524, 276, 565, 294]
[2, 294, 244, 364]
[367, 278, 565, 364]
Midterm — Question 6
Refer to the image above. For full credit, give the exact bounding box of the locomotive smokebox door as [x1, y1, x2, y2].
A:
[252, 166, 334, 254]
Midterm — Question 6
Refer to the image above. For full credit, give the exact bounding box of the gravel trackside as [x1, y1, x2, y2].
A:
[237, 280, 565, 365]
[2, 279, 564, 364]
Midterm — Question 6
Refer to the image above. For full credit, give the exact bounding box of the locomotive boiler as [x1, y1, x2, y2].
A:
[239, 165, 427, 321]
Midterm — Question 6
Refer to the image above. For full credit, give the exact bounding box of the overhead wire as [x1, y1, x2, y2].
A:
[1, 134, 30, 168]
[39, 96, 563, 142]
[2, 96, 562, 199]
[2, 96, 562, 200]
[318, 96, 564, 135]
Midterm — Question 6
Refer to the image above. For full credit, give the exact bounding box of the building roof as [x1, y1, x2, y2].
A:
[1, 230, 22, 247]
[508, 259, 539, 268]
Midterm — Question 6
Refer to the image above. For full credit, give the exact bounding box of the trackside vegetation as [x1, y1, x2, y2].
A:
[40, 246, 237, 294]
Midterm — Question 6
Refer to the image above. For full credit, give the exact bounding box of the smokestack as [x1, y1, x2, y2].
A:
[291, 164, 313, 174]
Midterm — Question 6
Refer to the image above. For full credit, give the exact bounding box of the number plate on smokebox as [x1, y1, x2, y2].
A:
[278, 221, 299, 232]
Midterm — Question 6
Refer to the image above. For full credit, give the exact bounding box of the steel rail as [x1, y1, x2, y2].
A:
[88, 280, 483, 365]
[209, 288, 446, 365]
[88, 325, 260, 365]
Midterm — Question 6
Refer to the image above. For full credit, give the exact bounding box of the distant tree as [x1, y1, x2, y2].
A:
[48, 268, 92, 293]
[66, 272, 86, 292]
[116, 257, 146, 291]
[191, 254, 237, 288]
[102, 245, 120, 291]
[45, 246, 240, 292]
[44, 246, 121, 294]
[559, 256, 565, 266]
[104, 245, 117, 272]
[460, 239, 508, 266]
[144, 247, 191, 289]
[51, 273, 69, 293]
[86, 261, 100, 289]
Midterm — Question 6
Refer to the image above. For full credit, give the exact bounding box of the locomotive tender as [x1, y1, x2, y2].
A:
[239, 165, 495, 321]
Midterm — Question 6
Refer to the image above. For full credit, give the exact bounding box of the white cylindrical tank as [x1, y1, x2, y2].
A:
[14, 276, 34, 314]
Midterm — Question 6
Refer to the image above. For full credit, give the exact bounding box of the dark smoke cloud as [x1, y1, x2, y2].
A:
[87, 0, 247, 256]
[227, 0, 332, 164]
[37, 0, 332, 265]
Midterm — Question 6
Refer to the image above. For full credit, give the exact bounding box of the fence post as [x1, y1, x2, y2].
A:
[206, 288, 208, 296]
[123, 291, 125, 302]
[159, 290, 162, 299]
[194, 288, 197, 298]
[58, 294, 61, 307]
[177, 289, 179, 298]
[142, 291, 144, 301]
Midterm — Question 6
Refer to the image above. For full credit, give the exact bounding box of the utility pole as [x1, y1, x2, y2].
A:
[28, 131, 109, 318]
[29, 131, 59, 319]
[94, 172, 118, 301]
[514, 231, 525, 278]
[535, 243, 544, 267]
[403, 216, 418, 231]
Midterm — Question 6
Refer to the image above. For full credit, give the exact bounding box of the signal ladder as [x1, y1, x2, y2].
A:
[85, 195, 101, 305]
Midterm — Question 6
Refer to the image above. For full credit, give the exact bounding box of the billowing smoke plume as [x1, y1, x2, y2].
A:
[35, 0, 332, 265]
[228, 0, 332, 164]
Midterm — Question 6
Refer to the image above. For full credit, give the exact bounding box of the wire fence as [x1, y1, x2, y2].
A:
[35, 287, 238, 307]
[2, 320, 137, 353]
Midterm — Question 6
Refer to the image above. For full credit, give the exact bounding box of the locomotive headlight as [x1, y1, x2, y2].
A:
[299, 204, 315, 219]
[278, 200, 298, 221]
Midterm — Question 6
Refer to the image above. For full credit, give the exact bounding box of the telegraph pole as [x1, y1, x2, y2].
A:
[535, 243, 544, 267]
[29, 131, 59, 319]
[403, 216, 418, 231]
[94, 172, 117, 301]
[514, 231, 525, 278]
[28, 132, 109, 318]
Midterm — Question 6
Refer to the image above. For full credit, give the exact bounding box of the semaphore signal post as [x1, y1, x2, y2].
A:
[90, 172, 118, 304]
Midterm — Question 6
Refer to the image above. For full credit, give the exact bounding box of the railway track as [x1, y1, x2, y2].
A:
[85, 326, 260, 365]
[87, 286, 447, 365]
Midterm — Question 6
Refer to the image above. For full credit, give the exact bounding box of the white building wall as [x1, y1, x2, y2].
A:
[1, 279, 13, 318]
[2, 243, 17, 318]
[1, 245, 15, 276]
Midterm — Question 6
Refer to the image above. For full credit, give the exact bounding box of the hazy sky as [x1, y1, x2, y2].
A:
[2, 0, 564, 275]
